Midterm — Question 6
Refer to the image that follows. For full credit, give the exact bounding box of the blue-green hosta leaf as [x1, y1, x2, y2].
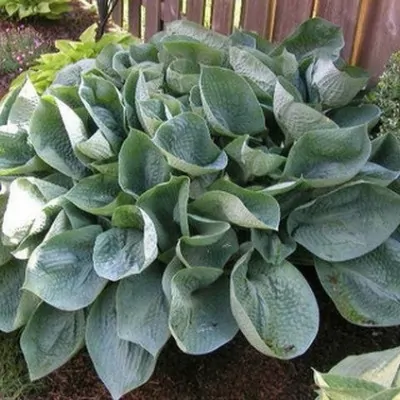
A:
[20, 303, 85, 380]
[308, 58, 369, 108]
[24, 225, 107, 311]
[328, 346, 400, 388]
[190, 179, 280, 230]
[117, 261, 169, 356]
[315, 236, 400, 327]
[52, 59, 96, 88]
[260, 180, 304, 196]
[166, 20, 229, 50]
[119, 129, 170, 197]
[328, 104, 381, 132]
[90, 158, 119, 177]
[153, 112, 228, 176]
[189, 171, 220, 199]
[123, 69, 140, 130]
[229, 46, 276, 100]
[287, 182, 400, 262]
[0, 124, 36, 175]
[79, 74, 126, 151]
[273, 17, 344, 62]
[129, 43, 158, 64]
[65, 174, 132, 216]
[152, 93, 188, 119]
[0, 259, 40, 332]
[224, 135, 286, 181]
[314, 371, 386, 400]
[229, 29, 257, 48]
[166, 59, 200, 94]
[274, 77, 337, 144]
[368, 388, 400, 399]
[112, 50, 132, 80]
[0, 83, 22, 125]
[177, 215, 238, 268]
[76, 130, 114, 161]
[2, 177, 67, 247]
[162, 257, 185, 303]
[94, 207, 158, 281]
[199, 65, 266, 137]
[86, 284, 156, 400]
[169, 266, 238, 354]
[0, 191, 11, 265]
[29, 96, 89, 179]
[95, 43, 124, 85]
[189, 85, 203, 116]
[137, 176, 190, 252]
[283, 125, 371, 187]
[231, 249, 318, 359]
[8, 78, 39, 130]
[251, 229, 296, 265]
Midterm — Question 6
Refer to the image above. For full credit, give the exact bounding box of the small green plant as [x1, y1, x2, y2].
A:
[314, 346, 400, 399]
[10, 24, 137, 94]
[0, 0, 70, 19]
[0, 18, 399, 400]
[369, 51, 400, 139]
[0, 25, 50, 77]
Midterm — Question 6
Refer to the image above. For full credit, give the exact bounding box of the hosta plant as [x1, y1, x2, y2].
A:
[0, 17, 398, 399]
[314, 346, 400, 399]
[0, 0, 70, 19]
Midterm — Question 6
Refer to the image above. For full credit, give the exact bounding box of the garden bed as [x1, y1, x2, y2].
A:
[27, 268, 398, 400]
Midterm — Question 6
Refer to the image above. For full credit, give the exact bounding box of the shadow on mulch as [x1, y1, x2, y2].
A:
[34, 268, 400, 400]
[0, 0, 98, 98]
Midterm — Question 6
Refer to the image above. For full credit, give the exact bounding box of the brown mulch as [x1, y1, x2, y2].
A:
[32, 267, 399, 400]
[0, 0, 99, 98]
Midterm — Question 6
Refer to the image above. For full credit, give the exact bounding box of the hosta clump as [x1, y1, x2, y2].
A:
[0, 17, 399, 399]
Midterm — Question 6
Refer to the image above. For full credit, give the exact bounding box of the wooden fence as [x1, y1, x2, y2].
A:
[111, 0, 400, 79]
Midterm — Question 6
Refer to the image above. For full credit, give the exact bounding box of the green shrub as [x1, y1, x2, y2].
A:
[0, 18, 399, 400]
[10, 24, 137, 94]
[0, 0, 70, 19]
[370, 51, 400, 139]
[313, 346, 400, 399]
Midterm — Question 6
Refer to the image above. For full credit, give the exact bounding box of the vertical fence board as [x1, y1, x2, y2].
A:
[212, 0, 235, 34]
[241, 0, 270, 37]
[112, 0, 124, 26]
[358, 0, 400, 81]
[273, 0, 313, 42]
[317, 0, 360, 60]
[128, 0, 142, 37]
[162, 0, 180, 22]
[186, 0, 205, 24]
[144, 0, 161, 40]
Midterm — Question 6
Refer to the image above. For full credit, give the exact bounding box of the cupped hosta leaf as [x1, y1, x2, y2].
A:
[123, 69, 141, 129]
[116, 261, 169, 356]
[370, 134, 400, 180]
[137, 176, 190, 252]
[308, 58, 368, 108]
[328, 346, 400, 388]
[20, 303, 85, 380]
[86, 284, 156, 400]
[199, 65, 266, 137]
[224, 135, 286, 181]
[0, 259, 40, 332]
[66, 174, 132, 216]
[231, 249, 318, 359]
[153, 112, 228, 176]
[251, 229, 296, 265]
[129, 43, 158, 64]
[93, 207, 158, 281]
[29, 96, 89, 179]
[189, 85, 203, 115]
[166, 20, 228, 50]
[112, 50, 132, 80]
[136, 92, 166, 136]
[76, 129, 115, 161]
[52, 59, 97, 88]
[0, 83, 22, 125]
[0, 124, 35, 175]
[24, 225, 107, 311]
[328, 104, 381, 131]
[283, 125, 371, 187]
[2, 177, 67, 247]
[119, 129, 170, 197]
[287, 182, 400, 262]
[229, 46, 276, 100]
[166, 59, 200, 94]
[315, 236, 400, 326]
[190, 179, 280, 230]
[274, 77, 337, 143]
[0, 191, 11, 265]
[169, 266, 238, 354]
[273, 17, 344, 62]
[314, 371, 386, 400]
[79, 74, 126, 151]
[162, 257, 185, 302]
[95, 43, 124, 85]
[8, 78, 39, 129]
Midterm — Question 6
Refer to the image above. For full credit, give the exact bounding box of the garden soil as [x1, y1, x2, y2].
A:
[33, 267, 400, 400]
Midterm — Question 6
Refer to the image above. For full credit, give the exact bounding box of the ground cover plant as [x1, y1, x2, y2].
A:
[0, 17, 399, 400]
